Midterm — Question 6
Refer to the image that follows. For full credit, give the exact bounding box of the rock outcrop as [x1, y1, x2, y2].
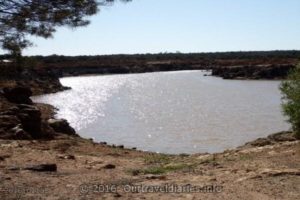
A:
[47, 119, 77, 136]
[2, 86, 33, 104]
[0, 86, 65, 140]
[0, 87, 81, 139]
[17, 104, 42, 138]
[211, 64, 295, 79]
[0, 68, 69, 95]
[244, 131, 297, 147]
[0, 104, 50, 139]
[0, 114, 31, 139]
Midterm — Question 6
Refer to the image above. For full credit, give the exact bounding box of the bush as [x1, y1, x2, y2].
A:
[280, 64, 300, 139]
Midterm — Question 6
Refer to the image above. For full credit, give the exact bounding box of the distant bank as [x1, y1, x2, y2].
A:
[1, 50, 299, 95]
[28, 50, 300, 78]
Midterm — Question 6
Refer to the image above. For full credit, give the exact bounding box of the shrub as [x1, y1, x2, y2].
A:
[280, 64, 300, 139]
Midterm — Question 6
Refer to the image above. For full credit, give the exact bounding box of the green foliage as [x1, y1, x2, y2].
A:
[144, 154, 172, 164]
[239, 154, 253, 161]
[128, 163, 191, 175]
[143, 163, 193, 174]
[280, 64, 300, 138]
[0, 1, 131, 55]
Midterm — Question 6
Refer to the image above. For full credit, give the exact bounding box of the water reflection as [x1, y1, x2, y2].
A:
[32, 70, 289, 154]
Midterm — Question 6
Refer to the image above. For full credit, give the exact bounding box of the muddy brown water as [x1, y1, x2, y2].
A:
[32, 70, 290, 154]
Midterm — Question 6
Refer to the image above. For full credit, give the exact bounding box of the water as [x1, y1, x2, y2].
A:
[32, 70, 290, 154]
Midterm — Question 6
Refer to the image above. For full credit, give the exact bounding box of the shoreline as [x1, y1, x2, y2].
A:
[47, 63, 295, 80]
[0, 128, 298, 199]
[36, 69, 290, 155]
[1, 67, 296, 153]
[0, 65, 299, 199]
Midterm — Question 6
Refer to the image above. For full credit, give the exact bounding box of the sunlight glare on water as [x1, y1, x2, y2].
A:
[32, 70, 290, 154]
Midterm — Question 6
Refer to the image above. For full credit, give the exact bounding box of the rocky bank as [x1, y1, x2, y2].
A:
[211, 64, 295, 80]
[0, 86, 76, 141]
[46, 63, 297, 80]
[0, 65, 299, 199]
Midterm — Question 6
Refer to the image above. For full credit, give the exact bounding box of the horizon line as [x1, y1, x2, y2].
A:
[17, 49, 300, 57]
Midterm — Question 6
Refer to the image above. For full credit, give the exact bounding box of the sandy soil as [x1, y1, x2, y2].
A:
[0, 134, 299, 200]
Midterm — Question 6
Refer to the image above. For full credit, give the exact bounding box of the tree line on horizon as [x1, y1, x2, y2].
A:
[1, 50, 300, 66]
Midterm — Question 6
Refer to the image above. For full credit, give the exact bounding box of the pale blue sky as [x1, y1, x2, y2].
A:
[5, 0, 300, 55]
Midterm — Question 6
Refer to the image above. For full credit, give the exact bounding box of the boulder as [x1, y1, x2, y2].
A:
[248, 138, 272, 147]
[3, 86, 33, 104]
[267, 131, 297, 142]
[0, 115, 20, 130]
[47, 119, 76, 135]
[0, 106, 19, 116]
[0, 115, 31, 139]
[211, 64, 295, 80]
[0, 105, 47, 139]
[10, 124, 31, 140]
[17, 104, 42, 138]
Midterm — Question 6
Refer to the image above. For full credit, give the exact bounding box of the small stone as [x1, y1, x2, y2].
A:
[65, 155, 75, 160]
[146, 175, 167, 180]
[209, 177, 217, 181]
[7, 166, 21, 171]
[130, 169, 140, 176]
[103, 164, 116, 169]
[24, 164, 57, 172]
[114, 193, 122, 198]
[57, 154, 75, 160]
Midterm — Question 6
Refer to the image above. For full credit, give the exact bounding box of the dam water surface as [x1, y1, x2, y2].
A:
[32, 70, 290, 154]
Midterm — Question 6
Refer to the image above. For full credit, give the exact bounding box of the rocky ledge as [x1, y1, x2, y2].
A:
[0, 86, 77, 140]
[211, 64, 295, 79]
[0, 68, 69, 95]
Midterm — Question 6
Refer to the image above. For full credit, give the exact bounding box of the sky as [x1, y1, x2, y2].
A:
[2, 0, 300, 56]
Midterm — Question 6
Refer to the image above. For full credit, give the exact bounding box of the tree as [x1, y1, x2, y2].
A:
[0, 0, 130, 56]
[280, 64, 300, 139]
